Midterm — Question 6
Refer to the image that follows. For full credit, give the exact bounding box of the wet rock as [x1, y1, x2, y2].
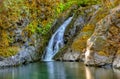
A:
[0, 57, 5, 61]
[0, 45, 40, 67]
[113, 55, 120, 69]
[85, 53, 113, 66]
[62, 49, 81, 61]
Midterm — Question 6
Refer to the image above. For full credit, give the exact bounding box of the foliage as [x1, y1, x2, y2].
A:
[0, 47, 19, 57]
[55, 0, 101, 15]
[101, 0, 120, 9]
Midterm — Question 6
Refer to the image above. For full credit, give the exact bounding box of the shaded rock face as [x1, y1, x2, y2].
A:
[85, 5, 120, 67]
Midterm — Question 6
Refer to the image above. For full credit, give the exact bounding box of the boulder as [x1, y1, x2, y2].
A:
[62, 48, 81, 61]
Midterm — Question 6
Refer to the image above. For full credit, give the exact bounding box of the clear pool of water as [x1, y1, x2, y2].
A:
[0, 61, 120, 79]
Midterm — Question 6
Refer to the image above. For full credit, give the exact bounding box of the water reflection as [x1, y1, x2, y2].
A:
[46, 62, 66, 79]
[0, 64, 33, 79]
[113, 68, 120, 79]
[63, 62, 86, 79]
[85, 67, 94, 79]
[0, 62, 120, 79]
[85, 66, 119, 79]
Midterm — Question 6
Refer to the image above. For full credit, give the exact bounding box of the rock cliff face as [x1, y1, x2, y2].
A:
[54, 5, 100, 61]
[84, 5, 120, 67]
[0, 20, 41, 67]
[0, 1, 120, 69]
[55, 4, 120, 69]
[0, 5, 78, 67]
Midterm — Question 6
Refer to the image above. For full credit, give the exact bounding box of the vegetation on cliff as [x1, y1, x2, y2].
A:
[71, 0, 120, 54]
[0, 0, 119, 58]
[0, 0, 101, 57]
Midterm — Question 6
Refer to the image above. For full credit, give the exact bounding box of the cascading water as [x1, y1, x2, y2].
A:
[42, 17, 73, 61]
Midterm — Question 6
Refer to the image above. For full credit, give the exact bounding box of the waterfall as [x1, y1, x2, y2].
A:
[42, 17, 73, 61]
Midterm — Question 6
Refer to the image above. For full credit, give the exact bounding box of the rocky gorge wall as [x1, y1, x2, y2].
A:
[0, 0, 120, 70]
[55, 3, 120, 69]
[84, 5, 120, 68]
[54, 5, 100, 61]
[0, 4, 79, 67]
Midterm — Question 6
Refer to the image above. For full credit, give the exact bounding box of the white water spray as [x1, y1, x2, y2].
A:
[42, 17, 73, 61]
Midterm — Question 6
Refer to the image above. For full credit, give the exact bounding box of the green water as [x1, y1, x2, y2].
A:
[0, 62, 120, 79]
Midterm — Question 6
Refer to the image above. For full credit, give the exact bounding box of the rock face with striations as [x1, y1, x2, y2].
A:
[84, 5, 120, 67]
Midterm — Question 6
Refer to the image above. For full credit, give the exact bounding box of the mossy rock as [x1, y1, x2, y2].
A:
[71, 24, 95, 52]
[0, 47, 19, 57]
